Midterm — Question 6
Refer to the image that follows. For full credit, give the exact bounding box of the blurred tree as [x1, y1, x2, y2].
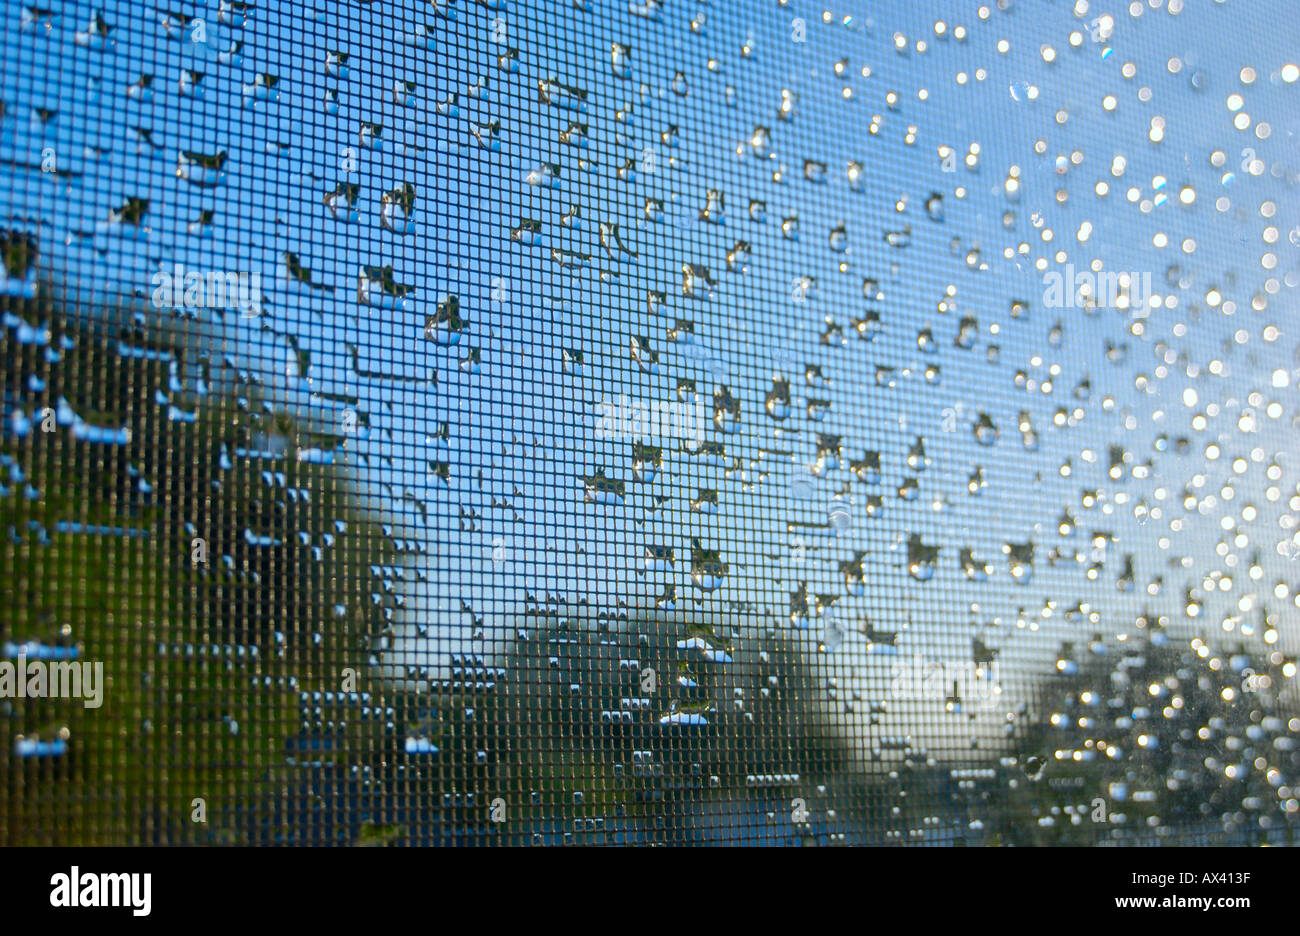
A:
[0, 294, 393, 844]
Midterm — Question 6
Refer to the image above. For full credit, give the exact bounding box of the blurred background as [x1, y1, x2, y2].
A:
[2, 0, 1299, 845]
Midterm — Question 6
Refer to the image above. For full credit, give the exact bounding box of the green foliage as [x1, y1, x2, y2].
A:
[0, 297, 392, 844]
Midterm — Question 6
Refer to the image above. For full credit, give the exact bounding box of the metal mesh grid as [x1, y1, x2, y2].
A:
[1, 0, 1299, 846]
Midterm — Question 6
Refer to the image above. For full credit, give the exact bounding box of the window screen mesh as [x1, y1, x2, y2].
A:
[1, 0, 1298, 846]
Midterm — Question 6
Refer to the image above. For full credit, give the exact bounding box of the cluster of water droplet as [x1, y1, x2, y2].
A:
[3, 0, 1300, 842]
